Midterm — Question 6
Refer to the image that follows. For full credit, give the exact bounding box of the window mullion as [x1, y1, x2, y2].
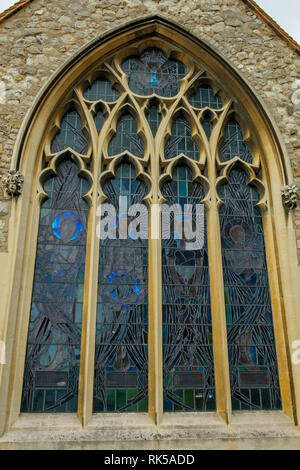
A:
[148, 170, 164, 424]
[148, 228, 163, 424]
[77, 189, 99, 427]
[76, 136, 100, 428]
[206, 170, 232, 423]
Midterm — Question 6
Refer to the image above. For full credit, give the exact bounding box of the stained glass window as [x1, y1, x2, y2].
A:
[108, 114, 144, 158]
[94, 163, 149, 412]
[122, 48, 186, 97]
[94, 110, 105, 134]
[219, 168, 281, 410]
[202, 116, 214, 139]
[165, 117, 200, 161]
[21, 160, 89, 412]
[189, 86, 223, 109]
[162, 166, 215, 412]
[21, 41, 287, 420]
[83, 79, 120, 102]
[146, 105, 162, 137]
[219, 119, 252, 163]
[51, 110, 88, 155]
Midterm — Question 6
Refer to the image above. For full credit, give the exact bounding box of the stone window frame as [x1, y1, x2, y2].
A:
[0, 17, 299, 441]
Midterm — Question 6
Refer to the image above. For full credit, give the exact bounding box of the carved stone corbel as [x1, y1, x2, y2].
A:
[1, 169, 24, 197]
[281, 183, 299, 210]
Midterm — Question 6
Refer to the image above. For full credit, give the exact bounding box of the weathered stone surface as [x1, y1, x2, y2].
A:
[0, 202, 8, 216]
[211, 22, 225, 33]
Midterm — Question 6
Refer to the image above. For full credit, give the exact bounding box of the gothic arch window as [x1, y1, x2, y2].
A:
[5, 22, 296, 432]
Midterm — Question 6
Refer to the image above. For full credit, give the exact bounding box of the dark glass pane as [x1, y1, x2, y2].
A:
[83, 79, 119, 102]
[94, 163, 149, 413]
[219, 119, 253, 163]
[189, 86, 223, 109]
[122, 48, 186, 97]
[108, 114, 144, 158]
[165, 117, 200, 161]
[146, 105, 162, 137]
[219, 168, 281, 411]
[202, 117, 213, 139]
[21, 160, 89, 412]
[94, 111, 105, 134]
[51, 110, 88, 155]
[161, 166, 215, 412]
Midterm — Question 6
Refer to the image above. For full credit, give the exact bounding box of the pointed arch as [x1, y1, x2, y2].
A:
[11, 15, 293, 183]
[1, 15, 299, 439]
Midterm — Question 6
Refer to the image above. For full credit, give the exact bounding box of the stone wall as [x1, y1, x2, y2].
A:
[0, 0, 299, 252]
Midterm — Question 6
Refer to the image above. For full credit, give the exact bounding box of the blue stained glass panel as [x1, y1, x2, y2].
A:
[219, 168, 281, 411]
[219, 119, 253, 163]
[202, 117, 214, 139]
[83, 79, 120, 102]
[94, 163, 149, 413]
[189, 86, 223, 109]
[165, 117, 200, 161]
[51, 110, 88, 155]
[108, 114, 144, 158]
[122, 48, 186, 97]
[94, 111, 105, 134]
[146, 105, 162, 137]
[161, 166, 215, 412]
[21, 160, 89, 412]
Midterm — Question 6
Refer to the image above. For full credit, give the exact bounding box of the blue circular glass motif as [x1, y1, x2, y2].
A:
[52, 212, 83, 241]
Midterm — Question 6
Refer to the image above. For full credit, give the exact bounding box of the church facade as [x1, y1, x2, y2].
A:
[0, 0, 299, 450]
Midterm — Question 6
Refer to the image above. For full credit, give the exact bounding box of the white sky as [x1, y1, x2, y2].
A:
[255, 0, 300, 43]
[0, 0, 299, 43]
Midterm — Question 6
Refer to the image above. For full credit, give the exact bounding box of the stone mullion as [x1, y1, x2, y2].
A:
[76, 89, 100, 427]
[148, 206, 163, 424]
[206, 103, 233, 422]
[77, 186, 99, 427]
[206, 164, 232, 423]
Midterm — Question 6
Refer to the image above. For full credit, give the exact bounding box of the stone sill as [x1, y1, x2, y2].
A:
[0, 410, 299, 449]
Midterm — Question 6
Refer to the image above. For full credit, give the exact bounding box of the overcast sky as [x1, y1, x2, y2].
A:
[0, 0, 299, 43]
